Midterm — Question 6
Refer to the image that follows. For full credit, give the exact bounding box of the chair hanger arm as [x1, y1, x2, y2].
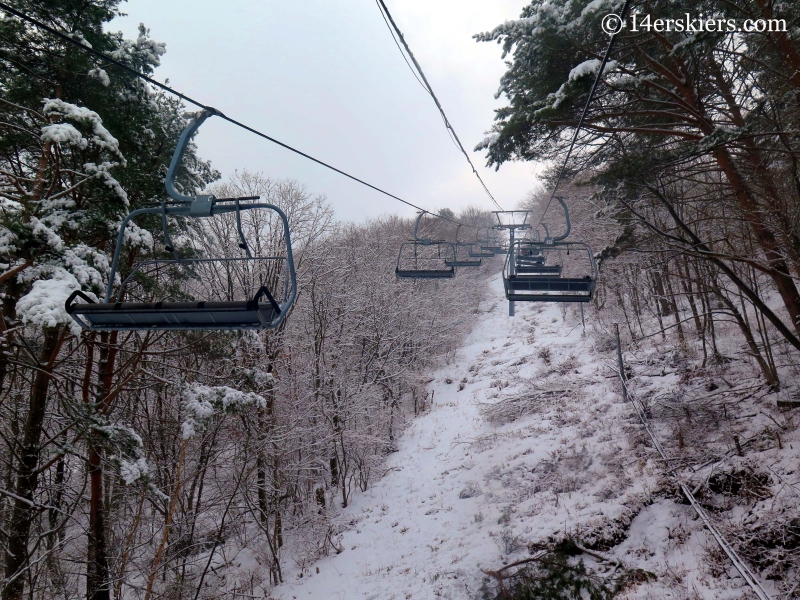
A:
[412, 211, 432, 244]
[551, 196, 572, 242]
[165, 108, 223, 203]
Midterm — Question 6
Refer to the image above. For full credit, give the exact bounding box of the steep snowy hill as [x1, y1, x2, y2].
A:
[272, 273, 778, 600]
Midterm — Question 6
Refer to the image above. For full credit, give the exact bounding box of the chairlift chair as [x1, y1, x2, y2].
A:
[469, 244, 494, 258]
[518, 248, 543, 258]
[517, 236, 543, 258]
[395, 212, 456, 279]
[66, 109, 297, 330]
[481, 233, 509, 254]
[475, 227, 491, 245]
[505, 271, 594, 302]
[515, 235, 551, 269]
[502, 198, 596, 303]
[444, 244, 481, 268]
[444, 225, 481, 267]
[473, 227, 494, 253]
[516, 254, 546, 266]
[515, 247, 562, 275]
[483, 243, 508, 255]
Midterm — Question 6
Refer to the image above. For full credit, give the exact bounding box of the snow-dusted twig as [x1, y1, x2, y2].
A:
[572, 541, 621, 567]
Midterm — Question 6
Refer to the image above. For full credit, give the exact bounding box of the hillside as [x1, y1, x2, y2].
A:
[272, 273, 796, 599]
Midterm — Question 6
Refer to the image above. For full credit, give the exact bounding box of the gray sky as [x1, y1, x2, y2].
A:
[113, 0, 540, 223]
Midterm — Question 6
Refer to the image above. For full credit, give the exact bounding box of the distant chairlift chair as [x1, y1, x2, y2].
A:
[516, 261, 563, 276]
[516, 234, 543, 261]
[491, 210, 532, 315]
[471, 227, 495, 258]
[66, 108, 297, 330]
[481, 236, 509, 255]
[515, 249, 561, 275]
[515, 236, 552, 271]
[444, 225, 481, 268]
[395, 212, 456, 279]
[504, 244, 595, 302]
[469, 245, 494, 259]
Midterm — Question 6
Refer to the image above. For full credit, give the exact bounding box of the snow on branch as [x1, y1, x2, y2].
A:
[15, 267, 92, 333]
[109, 23, 167, 69]
[568, 58, 617, 82]
[42, 98, 124, 162]
[181, 383, 267, 440]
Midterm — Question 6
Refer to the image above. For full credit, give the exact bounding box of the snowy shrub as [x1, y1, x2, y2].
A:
[537, 347, 552, 365]
[555, 354, 579, 376]
[16, 267, 91, 333]
[593, 332, 618, 354]
[496, 528, 524, 555]
[459, 481, 483, 499]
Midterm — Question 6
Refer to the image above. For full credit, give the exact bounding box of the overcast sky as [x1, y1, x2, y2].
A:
[112, 0, 539, 223]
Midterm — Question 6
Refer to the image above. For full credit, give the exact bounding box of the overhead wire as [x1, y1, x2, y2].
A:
[0, 1, 480, 229]
[534, 0, 633, 231]
[374, 0, 504, 212]
[375, 4, 484, 178]
[374, 1, 428, 94]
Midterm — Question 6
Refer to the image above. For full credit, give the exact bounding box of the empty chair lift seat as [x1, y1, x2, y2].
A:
[445, 257, 481, 268]
[64, 109, 297, 332]
[395, 266, 455, 279]
[515, 265, 562, 275]
[446, 242, 482, 268]
[66, 287, 282, 330]
[470, 247, 494, 258]
[518, 249, 542, 257]
[505, 275, 594, 302]
[395, 214, 458, 279]
[502, 201, 597, 304]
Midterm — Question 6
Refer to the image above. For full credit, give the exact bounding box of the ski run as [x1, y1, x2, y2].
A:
[273, 273, 792, 600]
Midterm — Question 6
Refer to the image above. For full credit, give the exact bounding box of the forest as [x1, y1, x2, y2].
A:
[1, 0, 800, 599]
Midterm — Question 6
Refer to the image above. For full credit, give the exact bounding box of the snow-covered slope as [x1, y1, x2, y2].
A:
[272, 274, 767, 599]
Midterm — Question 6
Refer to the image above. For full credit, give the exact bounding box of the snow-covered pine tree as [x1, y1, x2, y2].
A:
[475, 0, 800, 363]
[0, 2, 216, 599]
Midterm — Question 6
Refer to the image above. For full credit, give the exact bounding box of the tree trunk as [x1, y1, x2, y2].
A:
[712, 281, 778, 388]
[651, 268, 672, 317]
[679, 258, 703, 340]
[649, 271, 667, 341]
[663, 264, 685, 345]
[87, 448, 109, 600]
[711, 146, 800, 336]
[2, 327, 62, 600]
[87, 331, 118, 600]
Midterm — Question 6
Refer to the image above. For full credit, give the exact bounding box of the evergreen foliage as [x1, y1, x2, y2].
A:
[478, 541, 655, 600]
[0, 3, 216, 599]
[0, 0, 216, 324]
[476, 0, 800, 358]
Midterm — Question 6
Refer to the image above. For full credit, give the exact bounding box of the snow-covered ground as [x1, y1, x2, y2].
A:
[272, 274, 776, 599]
